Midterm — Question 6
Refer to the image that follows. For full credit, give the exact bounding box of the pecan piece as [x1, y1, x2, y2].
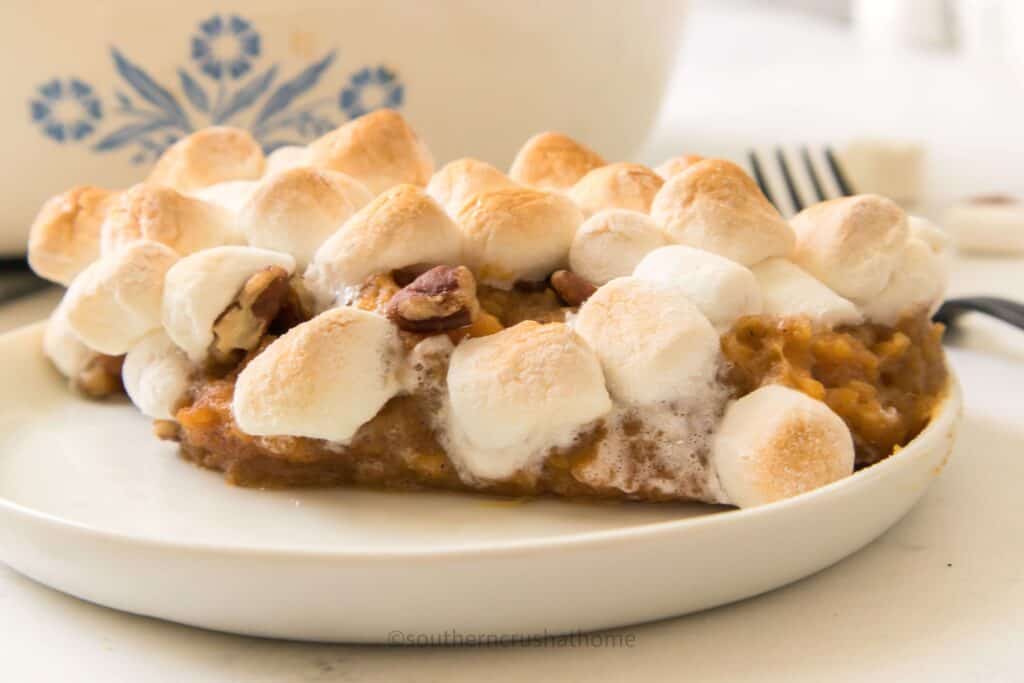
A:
[210, 266, 291, 362]
[73, 354, 125, 398]
[387, 265, 479, 333]
[549, 270, 596, 306]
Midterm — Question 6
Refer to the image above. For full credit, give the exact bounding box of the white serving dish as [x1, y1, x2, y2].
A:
[0, 1, 688, 255]
[0, 322, 961, 643]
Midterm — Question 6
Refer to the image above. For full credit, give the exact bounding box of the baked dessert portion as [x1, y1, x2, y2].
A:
[29, 111, 951, 508]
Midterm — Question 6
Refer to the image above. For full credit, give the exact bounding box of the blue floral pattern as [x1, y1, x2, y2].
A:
[29, 78, 103, 143]
[26, 14, 405, 164]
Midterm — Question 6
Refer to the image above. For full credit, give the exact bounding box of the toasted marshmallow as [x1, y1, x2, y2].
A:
[426, 158, 517, 214]
[162, 246, 295, 362]
[650, 159, 795, 266]
[751, 258, 862, 328]
[568, 162, 663, 217]
[508, 132, 606, 192]
[655, 154, 704, 180]
[43, 295, 98, 379]
[233, 307, 401, 442]
[633, 245, 762, 330]
[790, 194, 909, 303]
[63, 241, 178, 355]
[908, 215, 953, 259]
[265, 145, 311, 176]
[148, 127, 264, 192]
[190, 180, 258, 215]
[861, 238, 948, 325]
[569, 210, 670, 286]
[457, 187, 583, 287]
[122, 331, 194, 420]
[306, 185, 462, 303]
[446, 321, 611, 480]
[240, 167, 372, 267]
[100, 184, 241, 256]
[28, 186, 117, 285]
[574, 277, 719, 405]
[308, 109, 433, 194]
[712, 385, 855, 508]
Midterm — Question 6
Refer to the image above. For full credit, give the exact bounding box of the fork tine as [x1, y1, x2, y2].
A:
[824, 147, 856, 197]
[775, 147, 804, 213]
[800, 146, 827, 203]
[747, 151, 778, 209]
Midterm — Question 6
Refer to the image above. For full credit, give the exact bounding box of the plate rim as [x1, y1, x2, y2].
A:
[0, 321, 963, 560]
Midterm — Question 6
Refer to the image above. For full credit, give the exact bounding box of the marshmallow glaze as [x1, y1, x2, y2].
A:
[233, 307, 402, 442]
[574, 277, 720, 405]
[445, 321, 612, 480]
[426, 158, 518, 214]
[568, 162, 664, 217]
[162, 246, 296, 362]
[147, 127, 265, 193]
[713, 385, 855, 508]
[632, 245, 762, 330]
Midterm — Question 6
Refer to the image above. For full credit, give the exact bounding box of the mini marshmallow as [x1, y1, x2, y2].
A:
[63, 241, 178, 355]
[426, 158, 517, 214]
[240, 167, 372, 267]
[655, 154, 704, 180]
[43, 295, 98, 379]
[100, 184, 241, 256]
[308, 109, 433, 194]
[650, 159, 795, 266]
[265, 145, 312, 176]
[28, 186, 117, 285]
[508, 132, 606, 192]
[446, 321, 611, 480]
[233, 307, 402, 442]
[790, 194, 909, 303]
[751, 258, 862, 328]
[456, 187, 583, 287]
[190, 180, 258, 215]
[940, 199, 1024, 254]
[574, 277, 720, 405]
[568, 162, 663, 217]
[712, 384, 855, 508]
[861, 238, 948, 325]
[569, 209, 670, 285]
[306, 185, 463, 302]
[122, 331, 194, 420]
[633, 245, 762, 330]
[908, 215, 952, 256]
[148, 127, 264, 192]
[162, 246, 296, 362]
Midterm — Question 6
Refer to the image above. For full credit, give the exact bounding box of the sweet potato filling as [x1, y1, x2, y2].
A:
[171, 277, 947, 492]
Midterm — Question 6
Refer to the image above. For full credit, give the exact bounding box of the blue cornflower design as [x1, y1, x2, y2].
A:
[29, 78, 103, 143]
[191, 14, 261, 80]
[339, 66, 403, 119]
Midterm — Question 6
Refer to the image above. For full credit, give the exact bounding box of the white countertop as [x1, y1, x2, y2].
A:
[3, 3, 1024, 680]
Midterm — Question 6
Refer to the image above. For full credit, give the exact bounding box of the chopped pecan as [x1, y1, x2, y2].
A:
[387, 265, 479, 333]
[549, 270, 596, 307]
[392, 263, 436, 287]
[210, 266, 291, 362]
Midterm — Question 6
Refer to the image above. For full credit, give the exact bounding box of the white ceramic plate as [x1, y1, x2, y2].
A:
[0, 322, 961, 643]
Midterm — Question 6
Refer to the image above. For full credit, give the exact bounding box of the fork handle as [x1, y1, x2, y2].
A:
[933, 297, 1024, 332]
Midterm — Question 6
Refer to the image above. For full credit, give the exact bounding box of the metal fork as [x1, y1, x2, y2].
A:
[748, 146, 1024, 334]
